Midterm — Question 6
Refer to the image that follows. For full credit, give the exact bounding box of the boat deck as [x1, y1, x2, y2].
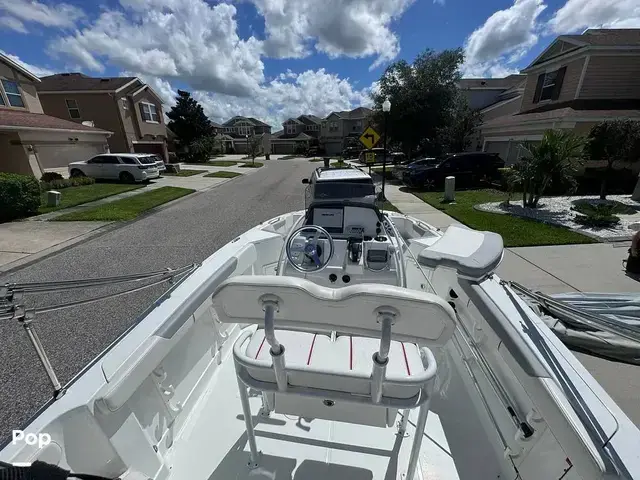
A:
[166, 350, 503, 480]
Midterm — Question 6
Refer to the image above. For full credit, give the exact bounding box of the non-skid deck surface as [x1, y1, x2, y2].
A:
[167, 351, 502, 480]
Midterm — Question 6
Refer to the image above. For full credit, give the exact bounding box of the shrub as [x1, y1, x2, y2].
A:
[41, 176, 95, 191]
[41, 171, 64, 182]
[571, 200, 625, 228]
[0, 173, 41, 222]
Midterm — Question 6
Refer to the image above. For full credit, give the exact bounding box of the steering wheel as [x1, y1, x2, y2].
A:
[286, 225, 334, 272]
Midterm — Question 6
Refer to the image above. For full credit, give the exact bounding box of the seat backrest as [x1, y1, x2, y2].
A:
[211, 275, 456, 346]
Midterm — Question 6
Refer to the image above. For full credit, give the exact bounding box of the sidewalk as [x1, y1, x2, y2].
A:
[0, 221, 110, 273]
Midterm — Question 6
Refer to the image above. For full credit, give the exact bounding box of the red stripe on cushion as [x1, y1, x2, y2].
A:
[350, 336, 353, 370]
[307, 334, 317, 365]
[255, 336, 266, 359]
[401, 343, 411, 376]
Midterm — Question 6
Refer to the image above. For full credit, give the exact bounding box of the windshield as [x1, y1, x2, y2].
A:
[305, 181, 380, 209]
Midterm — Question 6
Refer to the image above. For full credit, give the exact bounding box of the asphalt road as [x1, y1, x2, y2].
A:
[0, 158, 315, 444]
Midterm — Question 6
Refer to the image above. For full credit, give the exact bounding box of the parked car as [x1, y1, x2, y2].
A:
[402, 152, 505, 189]
[342, 146, 361, 159]
[149, 155, 166, 174]
[393, 158, 438, 181]
[68, 153, 160, 183]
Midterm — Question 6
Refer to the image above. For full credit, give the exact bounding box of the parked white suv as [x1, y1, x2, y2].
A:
[68, 154, 160, 183]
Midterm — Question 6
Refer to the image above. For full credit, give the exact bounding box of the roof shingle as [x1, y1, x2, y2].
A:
[37, 73, 137, 92]
[562, 29, 640, 47]
[0, 109, 111, 133]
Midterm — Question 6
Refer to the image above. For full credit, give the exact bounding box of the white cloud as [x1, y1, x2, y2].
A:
[0, 0, 84, 29]
[0, 16, 27, 33]
[0, 50, 55, 77]
[462, 0, 546, 77]
[190, 69, 374, 128]
[250, 0, 415, 70]
[547, 0, 640, 34]
[50, 0, 265, 97]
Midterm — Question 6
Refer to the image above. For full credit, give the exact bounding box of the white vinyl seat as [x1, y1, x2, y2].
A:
[211, 275, 457, 477]
[243, 329, 425, 399]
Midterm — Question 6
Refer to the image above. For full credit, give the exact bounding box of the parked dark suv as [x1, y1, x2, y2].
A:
[402, 152, 505, 189]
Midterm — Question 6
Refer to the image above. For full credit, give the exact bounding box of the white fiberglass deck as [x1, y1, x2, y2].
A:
[167, 344, 502, 480]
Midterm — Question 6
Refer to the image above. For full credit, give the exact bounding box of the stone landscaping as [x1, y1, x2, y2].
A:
[475, 194, 640, 241]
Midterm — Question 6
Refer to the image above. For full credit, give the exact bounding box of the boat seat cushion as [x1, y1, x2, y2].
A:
[417, 224, 503, 280]
[213, 275, 456, 347]
[240, 328, 426, 399]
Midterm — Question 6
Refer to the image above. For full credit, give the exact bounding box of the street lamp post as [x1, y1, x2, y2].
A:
[381, 99, 391, 201]
[245, 134, 249, 159]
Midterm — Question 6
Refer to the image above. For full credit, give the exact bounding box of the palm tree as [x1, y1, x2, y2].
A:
[514, 129, 585, 208]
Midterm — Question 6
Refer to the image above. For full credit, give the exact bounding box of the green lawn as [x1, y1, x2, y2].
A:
[309, 158, 327, 162]
[371, 166, 395, 180]
[186, 160, 238, 167]
[331, 160, 346, 168]
[416, 189, 598, 247]
[381, 201, 400, 213]
[240, 162, 263, 168]
[38, 183, 143, 214]
[54, 187, 194, 222]
[204, 171, 242, 178]
[162, 169, 203, 177]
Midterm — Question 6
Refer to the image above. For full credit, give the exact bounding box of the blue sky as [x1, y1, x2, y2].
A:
[0, 0, 637, 126]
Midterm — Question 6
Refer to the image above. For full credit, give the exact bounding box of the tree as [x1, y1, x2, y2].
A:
[514, 129, 586, 208]
[246, 135, 263, 164]
[166, 90, 214, 160]
[371, 48, 464, 158]
[586, 120, 640, 199]
[438, 93, 483, 153]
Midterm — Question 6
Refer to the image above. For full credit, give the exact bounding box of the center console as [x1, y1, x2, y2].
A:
[281, 203, 401, 287]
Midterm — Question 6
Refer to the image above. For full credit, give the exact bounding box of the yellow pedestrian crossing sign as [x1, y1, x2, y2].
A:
[359, 126, 380, 150]
[364, 152, 376, 165]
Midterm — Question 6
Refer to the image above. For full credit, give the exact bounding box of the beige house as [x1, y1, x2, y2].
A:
[320, 107, 373, 155]
[479, 29, 640, 164]
[37, 73, 168, 161]
[272, 114, 322, 154]
[0, 54, 111, 177]
[221, 116, 272, 155]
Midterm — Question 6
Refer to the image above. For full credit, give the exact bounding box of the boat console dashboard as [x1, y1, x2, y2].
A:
[280, 202, 401, 287]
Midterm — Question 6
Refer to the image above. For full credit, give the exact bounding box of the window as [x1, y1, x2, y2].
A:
[533, 67, 566, 103]
[354, 120, 362, 131]
[121, 98, 128, 111]
[329, 121, 338, 132]
[1, 80, 25, 107]
[286, 124, 296, 135]
[100, 156, 120, 164]
[120, 157, 137, 165]
[87, 156, 103, 164]
[66, 99, 81, 119]
[539, 71, 557, 101]
[139, 102, 160, 122]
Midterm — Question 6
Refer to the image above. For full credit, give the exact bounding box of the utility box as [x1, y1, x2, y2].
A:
[167, 164, 181, 173]
[444, 176, 455, 202]
[47, 190, 61, 207]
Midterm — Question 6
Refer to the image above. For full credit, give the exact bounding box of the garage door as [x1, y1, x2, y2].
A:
[133, 142, 166, 161]
[272, 143, 295, 154]
[36, 143, 106, 169]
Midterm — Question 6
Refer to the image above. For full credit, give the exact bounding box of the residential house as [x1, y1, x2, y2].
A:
[271, 114, 322, 154]
[36, 73, 169, 162]
[221, 116, 272, 155]
[458, 75, 526, 151]
[320, 107, 373, 155]
[0, 54, 111, 177]
[479, 29, 640, 165]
